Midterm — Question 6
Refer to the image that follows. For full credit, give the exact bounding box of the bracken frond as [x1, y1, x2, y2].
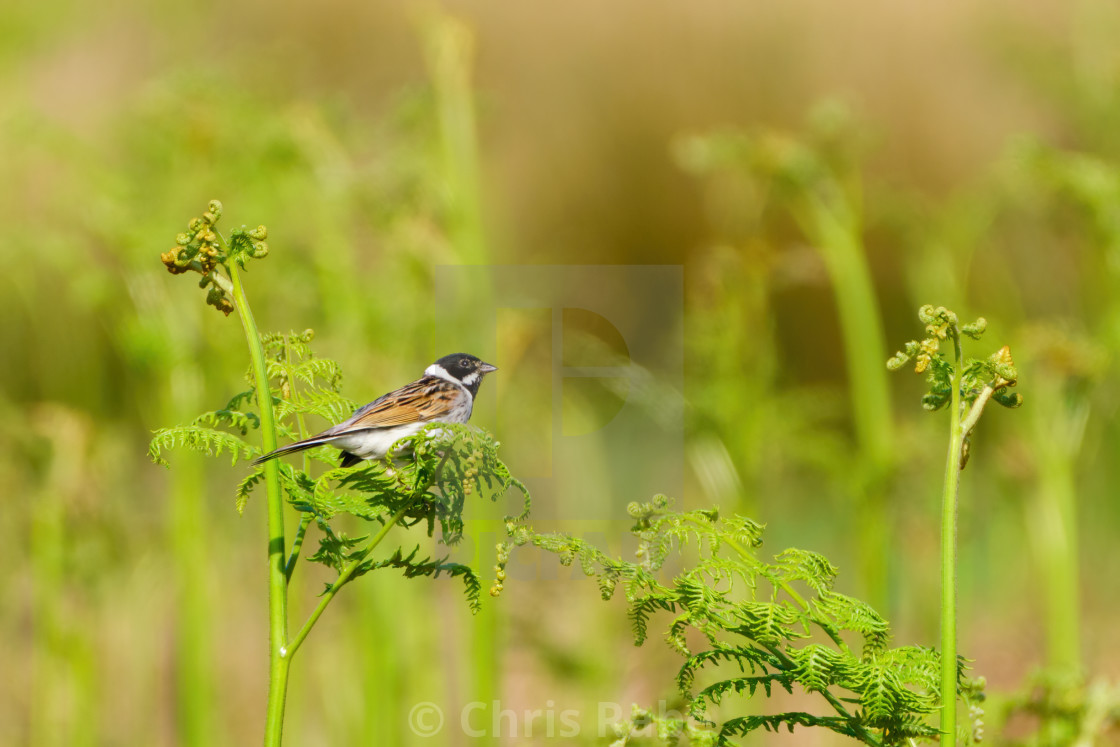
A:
[149, 425, 256, 467]
[361, 545, 483, 613]
[505, 496, 978, 746]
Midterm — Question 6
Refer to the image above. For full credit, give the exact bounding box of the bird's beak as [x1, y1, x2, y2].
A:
[480, 362, 498, 374]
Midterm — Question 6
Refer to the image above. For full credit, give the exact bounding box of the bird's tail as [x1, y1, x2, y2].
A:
[251, 436, 335, 466]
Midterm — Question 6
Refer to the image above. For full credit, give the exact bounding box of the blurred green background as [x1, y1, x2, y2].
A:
[2, 0, 1118, 744]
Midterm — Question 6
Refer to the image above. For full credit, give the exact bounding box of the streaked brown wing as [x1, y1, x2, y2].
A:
[342, 377, 459, 430]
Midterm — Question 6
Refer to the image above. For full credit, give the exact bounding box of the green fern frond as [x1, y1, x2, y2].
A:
[272, 389, 356, 426]
[506, 497, 978, 746]
[264, 357, 339, 392]
[260, 330, 316, 364]
[667, 613, 694, 656]
[787, 643, 844, 692]
[719, 713, 857, 740]
[236, 468, 264, 515]
[193, 407, 260, 435]
[858, 663, 931, 723]
[712, 514, 766, 552]
[362, 545, 483, 613]
[729, 600, 805, 645]
[307, 525, 366, 576]
[875, 646, 941, 691]
[696, 672, 795, 704]
[811, 591, 890, 655]
[629, 595, 677, 646]
[289, 357, 343, 389]
[680, 646, 776, 695]
[224, 388, 257, 412]
[149, 425, 256, 466]
[775, 548, 838, 595]
[308, 462, 400, 520]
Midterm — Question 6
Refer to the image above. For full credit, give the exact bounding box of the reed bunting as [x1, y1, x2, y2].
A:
[253, 353, 498, 468]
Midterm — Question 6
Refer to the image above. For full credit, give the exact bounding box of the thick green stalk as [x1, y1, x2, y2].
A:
[794, 191, 894, 610]
[1029, 384, 1085, 674]
[939, 330, 965, 744]
[422, 10, 486, 266]
[227, 262, 290, 746]
[30, 442, 66, 746]
[1036, 455, 1081, 672]
[798, 194, 893, 471]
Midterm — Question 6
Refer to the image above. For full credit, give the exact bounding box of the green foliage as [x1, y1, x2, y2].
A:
[148, 424, 257, 467]
[150, 327, 528, 613]
[501, 497, 984, 746]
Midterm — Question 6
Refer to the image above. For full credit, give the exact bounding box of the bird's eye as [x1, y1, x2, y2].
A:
[461, 360, 472, 369]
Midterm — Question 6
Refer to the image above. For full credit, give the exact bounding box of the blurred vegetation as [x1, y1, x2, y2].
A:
[3, 0, 1120, 744]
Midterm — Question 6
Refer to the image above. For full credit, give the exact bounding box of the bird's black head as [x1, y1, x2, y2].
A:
[426, 353, 498, 396]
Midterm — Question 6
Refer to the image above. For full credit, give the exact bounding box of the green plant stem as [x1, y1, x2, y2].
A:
[1036, 456, 1081, 672]
[795, 193, 893, 473]
[1029, 384, 1086, 674]
[30, 441, 67, 746]
[227, 262, 290, 746]
[793, 190, 894, 610]
[285, 495, 422, 659]
[939, 329, 965, 744]
[422, 9, 486, 265]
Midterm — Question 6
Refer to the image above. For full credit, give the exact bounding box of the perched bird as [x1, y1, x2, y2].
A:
[253, 353, 498, 468]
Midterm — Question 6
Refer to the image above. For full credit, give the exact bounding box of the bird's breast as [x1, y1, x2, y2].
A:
[444, 396, 473, 423]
